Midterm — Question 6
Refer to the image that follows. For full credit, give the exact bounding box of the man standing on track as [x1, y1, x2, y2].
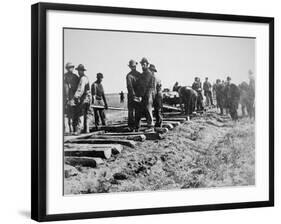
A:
[135, 57, 155, 131]
[203, 77, 214, 107]
[126, 60, 141, 131]
[91, 73, 108, 128]
[73, 64, 91, 134]
[63, 62, 79, 134]
[149, 64, 163, 128]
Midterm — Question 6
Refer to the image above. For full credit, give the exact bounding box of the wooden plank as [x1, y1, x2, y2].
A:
[64, 143, 123, 155]
[66, 139, 136, 148]
[162, 104, 182, 112]
[64, 131, 105, 142]
[65, 156, 105, 168]
[89, 134, 146, 142]
[102, 132, 166, 140]
[64, 147, 112, 159]
[163, 121, 181, 127]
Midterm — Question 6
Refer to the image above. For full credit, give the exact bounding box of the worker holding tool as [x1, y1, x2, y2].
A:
[91, 72, 108, 128]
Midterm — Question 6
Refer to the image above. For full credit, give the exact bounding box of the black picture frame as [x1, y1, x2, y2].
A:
[31, 2, 274, 222]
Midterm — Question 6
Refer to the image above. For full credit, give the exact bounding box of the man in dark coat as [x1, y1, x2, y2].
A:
[203, 77, 213, 106]
[73, 64, 91, 133]
[135, 57, 155, 131]
[63, 62, 79, 133]
[126, 60, 141, 130]
[149, 64, 163, 127]
[224, 76, 240, 120]
[192, 77, 204, 111]
[214, 79, 224, 115]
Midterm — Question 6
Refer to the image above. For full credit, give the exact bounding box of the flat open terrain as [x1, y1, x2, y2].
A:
[64, 107, 255, 194]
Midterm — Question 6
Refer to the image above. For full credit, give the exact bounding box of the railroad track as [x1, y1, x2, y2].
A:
[64, 112, 190, 170]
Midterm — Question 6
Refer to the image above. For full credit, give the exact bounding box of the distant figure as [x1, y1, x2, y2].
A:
[203, 77, 213, 106]
[63, 62, 79, 133]
[239, 81, 250, 117]
[149, 64, 163, 127]
[119, 91, 125, 103]
[126, 60, 141, 131]
[214, 79, 224, 115]
[248, 70, 255, 119]
[73, 64, 91, 133]
[224, 76, 240, 120]
[173, 82, 179, 91]
[91, 73, 108, 128]
[192, 77, 204, 111]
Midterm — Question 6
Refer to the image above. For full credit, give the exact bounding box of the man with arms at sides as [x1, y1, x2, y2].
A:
[126, 60, 141, 131]
[149, 64, 163, 128]
[63, 62, 79, 134]
[91, 73, 108, 129]
[203, 77, 214, 107]
[73, 64, 91, 134]
[192, 77, 204, 111]
[135, 57, 155, 132]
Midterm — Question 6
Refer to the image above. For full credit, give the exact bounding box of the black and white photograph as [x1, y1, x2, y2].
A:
[63, 28, 256, 195]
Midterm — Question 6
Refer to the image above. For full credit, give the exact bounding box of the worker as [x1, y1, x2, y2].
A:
[135, 57, 155, 131]
[73, 64, 91, 133]
[203, 77, 213, 107]
[63, 62, 79, 134]
[126, 59, 142, 131]
[248, 70, 255, 119]
[91, 73, 108, 128]
[215, 79, 224, 115]
[224, 76, 240, 121]
[192, 77, 204, 111]
[119, 91, 125, 103]
[149, 64, 163, 127]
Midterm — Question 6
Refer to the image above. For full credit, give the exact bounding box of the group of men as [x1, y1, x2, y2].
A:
[64, 63, 108, 134]
[64, 60, 255, 134]
[126, 57, 163, 131]
[212, 71, 255, 120]
[174, 70, 255, 121]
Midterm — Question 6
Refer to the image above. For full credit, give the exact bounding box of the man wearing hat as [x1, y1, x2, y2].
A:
[126, 60, 141, 130]
[73, 64, 91, 133]
[224, 76, 240, 120]
[192, 77, 204, 111]
[135, 57, 155, 131]
[149, 64, 163, 127]
[91, 73, 108, 128]
[64, 62, 79, 133]
[203, 77, 214, 107]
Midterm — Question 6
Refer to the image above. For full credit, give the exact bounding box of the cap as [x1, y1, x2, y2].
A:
[65, 62, 74, 69]
[75, 64, 86, 71]
[128, 60, 138, 67]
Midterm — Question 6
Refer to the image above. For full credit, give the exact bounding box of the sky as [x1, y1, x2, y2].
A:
[64, 28, 255, 94]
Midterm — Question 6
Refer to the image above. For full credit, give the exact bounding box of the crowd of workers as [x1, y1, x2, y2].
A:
[63, 58, 255, 135]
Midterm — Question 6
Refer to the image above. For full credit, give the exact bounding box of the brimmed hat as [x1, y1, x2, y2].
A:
[75, 64, 86, 71]
[149, 64, 157, 72]
[65, 62, 74, 69]
[128, 60, 138, 67]
[140, 57, 149, 64]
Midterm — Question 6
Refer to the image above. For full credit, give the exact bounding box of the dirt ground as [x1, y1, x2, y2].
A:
[64, 109, 255, 195]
